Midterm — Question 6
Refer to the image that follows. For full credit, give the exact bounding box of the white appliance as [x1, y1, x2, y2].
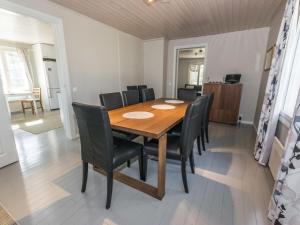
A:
[44, 59, 60, 110]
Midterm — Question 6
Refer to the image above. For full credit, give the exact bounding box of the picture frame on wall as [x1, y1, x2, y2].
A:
[264, 45, 275, 71]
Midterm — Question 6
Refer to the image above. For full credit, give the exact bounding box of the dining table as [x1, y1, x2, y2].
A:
[94, 98, 190, 200]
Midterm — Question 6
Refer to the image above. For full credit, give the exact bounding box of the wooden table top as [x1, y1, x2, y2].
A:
[108, 99, 190, 139]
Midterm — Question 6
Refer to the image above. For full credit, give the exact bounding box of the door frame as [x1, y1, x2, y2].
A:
[172, 43, 208, 98]
[0, 0, 77, 140]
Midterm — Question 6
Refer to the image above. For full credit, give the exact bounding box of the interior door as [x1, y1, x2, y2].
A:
[0, 79, 18, 168]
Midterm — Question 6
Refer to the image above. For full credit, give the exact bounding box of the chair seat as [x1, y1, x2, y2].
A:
[112, 130, 138, 141]
[144, 135, 181, 160]
[113, 138, 142, 168]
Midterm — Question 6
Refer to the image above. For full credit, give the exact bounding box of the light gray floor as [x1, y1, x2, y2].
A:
[0, 123, 274, 225]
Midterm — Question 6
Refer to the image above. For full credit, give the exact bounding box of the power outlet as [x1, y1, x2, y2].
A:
[238, 115, 242, 121]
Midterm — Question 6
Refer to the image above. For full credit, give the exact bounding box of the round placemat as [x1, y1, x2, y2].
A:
[165, 100, 184, 104]
[123, 111, 154, 119]
[151, 104, 176, 110]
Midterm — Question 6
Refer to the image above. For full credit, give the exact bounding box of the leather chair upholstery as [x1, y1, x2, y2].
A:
[122, 90, 140, 106]
[72, 102, 144, 209]
[143, 97, 206, 193]
[99, 92, 123, 111]
[138, 85, 147, 102]
[204, 93, 214, 143]
[141, 88, 155, 102]
[127, 85, 138, 91]
[99, 92, 138, 164]
[178, 88, 198, 101]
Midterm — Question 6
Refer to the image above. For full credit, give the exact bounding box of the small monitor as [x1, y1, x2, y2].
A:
[225, 74, 241, 84]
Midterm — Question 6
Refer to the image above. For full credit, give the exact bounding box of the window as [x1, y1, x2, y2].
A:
[188, 64, 204, 85]
[280, 2, 300, 118]
[0, 47, 32, 94]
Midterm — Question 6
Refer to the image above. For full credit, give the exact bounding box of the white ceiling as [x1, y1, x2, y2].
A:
[50, 0, 285, 40]
[0, 9, 54, 45]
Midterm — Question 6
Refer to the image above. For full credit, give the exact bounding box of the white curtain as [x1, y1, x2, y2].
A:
[268, 92, 300, 224]
[16, 48, 33, 91]
[254, 0, 299, 165]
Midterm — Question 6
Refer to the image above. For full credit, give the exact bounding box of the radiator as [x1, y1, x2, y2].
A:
[269, 137, 284, 179]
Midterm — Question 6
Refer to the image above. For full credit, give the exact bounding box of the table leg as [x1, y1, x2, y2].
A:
[94, 134, 168, 200]
[157, 134, 167, 199]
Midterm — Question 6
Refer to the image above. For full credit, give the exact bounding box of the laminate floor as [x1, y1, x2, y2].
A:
[0, 123, 274, 225]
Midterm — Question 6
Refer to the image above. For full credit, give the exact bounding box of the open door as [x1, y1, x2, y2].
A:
[0, 80, 18, 168]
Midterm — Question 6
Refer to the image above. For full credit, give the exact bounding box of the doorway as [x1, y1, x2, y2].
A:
[174, 46, 207, 97]
[0, 2, 76, 168]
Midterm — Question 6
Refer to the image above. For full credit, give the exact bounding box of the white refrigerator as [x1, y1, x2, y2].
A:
[44, 60, 60, 110]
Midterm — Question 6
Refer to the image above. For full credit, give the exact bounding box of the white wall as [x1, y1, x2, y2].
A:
[4, 0, 144, 106]
[119, 32, 144, 90]
[166, 28, 270, 123]
[143, 38, 166, 98]
[0, 8, 54, 44]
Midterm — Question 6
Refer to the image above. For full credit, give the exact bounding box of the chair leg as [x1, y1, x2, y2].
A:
[127, 160, 131, 168]
[40, 101, 44, 112]
[31, 101, 34, 115]
[201, 127, 206, 151]
[138, 151, 145, 181]
[81, 162, 88, 193]
[21, 102, 25, 114]
[106, 171, 113, 209]
[197, 136, 201, 155]
[189, 152, 195, 174]
[143, 154, 148, 181]
[205, 124, 209, 143]
[181, 160, 189, 193]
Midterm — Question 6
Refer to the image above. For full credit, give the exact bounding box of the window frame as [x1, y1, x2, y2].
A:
[0, 46, 32, 94]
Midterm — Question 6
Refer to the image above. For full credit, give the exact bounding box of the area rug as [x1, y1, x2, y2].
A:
[0, 204, 18, 225]
[11, 111, 63, 134]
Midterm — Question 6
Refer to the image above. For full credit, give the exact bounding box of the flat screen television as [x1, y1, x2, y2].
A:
[225, 74, 241, 84]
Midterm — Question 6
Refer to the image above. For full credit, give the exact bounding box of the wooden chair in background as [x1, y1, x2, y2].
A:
[21, 88, 44, 115]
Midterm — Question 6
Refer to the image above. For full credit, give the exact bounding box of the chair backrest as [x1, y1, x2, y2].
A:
[180, 97, 206, 160]
[33, 88, 41, 100]
[205, 92, 215, 124]
[127, 85, 138, 91]
[138, 85, 147, 102]
[177, 88, 198, 101]
[142, 88, 155, 102]
[122, 90, 140, 106]
[72, 102, 114, 171]
[99, 92, 123, 111]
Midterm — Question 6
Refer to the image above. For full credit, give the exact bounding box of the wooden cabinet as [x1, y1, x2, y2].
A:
[203, 83, 242, 125]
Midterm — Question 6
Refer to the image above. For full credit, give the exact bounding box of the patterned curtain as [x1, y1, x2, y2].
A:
[254, 0, 297, 165]
[268, 94, 300, 224]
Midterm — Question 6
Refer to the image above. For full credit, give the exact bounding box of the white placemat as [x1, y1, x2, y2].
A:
[123, 111, 154, 119]
[151, 104, 176, 110]
[165, 99, 184, 104]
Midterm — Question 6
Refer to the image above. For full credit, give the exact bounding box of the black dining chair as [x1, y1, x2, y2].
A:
[141, 88, 155, 102]
[196, 95, 209, 154]
[99, 92, 123, 111]
[142, 97, 206, 193]
[204, 93, 214, 143]
[99, 92, 138, 167]
[122, 90, 140, 106]
[72, 102, 144, 209]
[178, 88, 198, 101]
[127, 85, 138, 91]
[138, 85, 147, 102]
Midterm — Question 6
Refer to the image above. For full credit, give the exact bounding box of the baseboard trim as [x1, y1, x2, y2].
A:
[241, 120, 253, 125]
